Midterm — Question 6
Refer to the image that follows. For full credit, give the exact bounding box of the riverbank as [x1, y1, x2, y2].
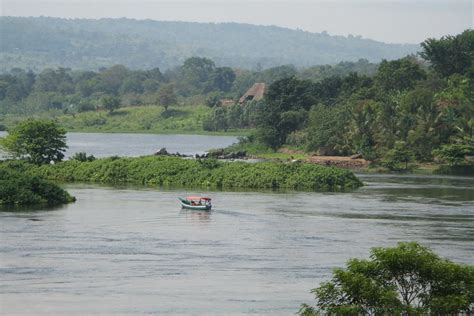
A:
[221, 143, 473, 176]
[0, 105, 251, 136]
[6, 156, 363, 191]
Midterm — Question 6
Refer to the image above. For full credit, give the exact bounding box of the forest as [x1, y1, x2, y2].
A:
[0, 58, 377, 117]
[235, 30, 473, 169]
[0, 16, 417, 71]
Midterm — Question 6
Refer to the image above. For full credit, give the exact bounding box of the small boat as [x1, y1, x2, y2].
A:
[178, 196, 212, 211]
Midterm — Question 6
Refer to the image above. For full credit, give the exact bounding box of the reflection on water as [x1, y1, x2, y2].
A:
[0, 174, 473, 315]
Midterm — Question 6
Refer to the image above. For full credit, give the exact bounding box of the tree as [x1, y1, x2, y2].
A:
[208, 67, 236, 92]
[374, 57, 426, 93]
[101, 95, 121, 113]
[157, 84, 177, 112]
[299, 242, 474, 315]
[257, 77, 316, 149]
[0, 119, 67, 164]
[306, 103, 351, 155]
[382, 141, 413, 171]
[420, 30, 474, 78]
[177, 57, 216, 95]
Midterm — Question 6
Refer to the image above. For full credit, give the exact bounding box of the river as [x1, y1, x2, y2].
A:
[0, 131, 239, 158]
[1, 173, 473, 315]
[1, 132, 473, 314]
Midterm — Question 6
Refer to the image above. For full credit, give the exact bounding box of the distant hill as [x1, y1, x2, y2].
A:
[0, 16, 419, 71]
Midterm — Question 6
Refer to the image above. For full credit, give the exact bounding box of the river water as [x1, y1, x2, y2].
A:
[0, 131, 238, 158]
[1, 173, 473, 315]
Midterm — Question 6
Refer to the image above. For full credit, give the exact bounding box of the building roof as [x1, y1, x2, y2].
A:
[239, 83, 266, 104]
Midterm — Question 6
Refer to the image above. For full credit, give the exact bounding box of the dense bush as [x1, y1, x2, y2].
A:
[10, 156, 363, 191]
[0, 163, 75, 206]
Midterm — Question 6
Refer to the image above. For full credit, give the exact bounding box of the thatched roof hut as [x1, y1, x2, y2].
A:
[239, 83, 266, 104]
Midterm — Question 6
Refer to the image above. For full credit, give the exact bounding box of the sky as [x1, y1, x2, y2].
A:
[1, 0, 473, 44]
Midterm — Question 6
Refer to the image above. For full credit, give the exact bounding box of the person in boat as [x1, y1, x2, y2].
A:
[190, 198, 203, 206]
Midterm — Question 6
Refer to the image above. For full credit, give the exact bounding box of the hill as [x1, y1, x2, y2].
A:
[0, 16, 419, 71]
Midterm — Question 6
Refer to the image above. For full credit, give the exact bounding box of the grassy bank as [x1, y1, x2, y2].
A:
[7, 156, 363, 191]
[0, 164, 75, 207]
[57, 105, 250, 135]
[0, 105, 251, 136]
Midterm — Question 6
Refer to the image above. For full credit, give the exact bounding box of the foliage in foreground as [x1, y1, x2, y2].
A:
[0, 119, 67, 164]
[299, 242, 474, 315]
[0, 164, 75, 206]
[7, 156, 363, 191]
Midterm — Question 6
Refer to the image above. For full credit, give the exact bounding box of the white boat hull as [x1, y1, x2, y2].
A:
[179, 201, 212, 211]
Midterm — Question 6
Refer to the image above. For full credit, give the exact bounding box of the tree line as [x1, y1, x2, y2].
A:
[0, 57, 376, 117]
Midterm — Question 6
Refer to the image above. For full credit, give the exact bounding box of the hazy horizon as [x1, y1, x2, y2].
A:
[2, 0, 472, 44]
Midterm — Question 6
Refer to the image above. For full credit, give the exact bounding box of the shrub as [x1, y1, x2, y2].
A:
[381, 141, 414, 171]
[0, 164, 75, 206]
[71, 152, 96, 162]
[433, 143, 474, 166]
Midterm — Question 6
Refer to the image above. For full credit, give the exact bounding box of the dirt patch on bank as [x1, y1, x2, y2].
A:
[306, 155, 369, 169]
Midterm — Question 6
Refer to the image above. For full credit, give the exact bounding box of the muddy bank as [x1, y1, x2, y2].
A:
[306, 155, 369, 169]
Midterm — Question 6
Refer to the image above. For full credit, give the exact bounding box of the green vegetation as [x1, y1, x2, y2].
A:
[0, 16, 417, 71]
[0, 119, 67, 164]
[53, 105, 247, 134]
[433, 142, 474, 167]
[1, 29, 471, 171]
[71, 152, 96, 162]
[0, 164, 75, 206]
[8, 156, 362, 191]
[101, 95, 121, 114]
[299, 242, 474, 315]
[233, 30, 474, 169]
[157, 83, 178, 112]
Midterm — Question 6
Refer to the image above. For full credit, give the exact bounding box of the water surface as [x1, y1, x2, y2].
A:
[0, 131, 238, 158]
[1, 174, 473, 315]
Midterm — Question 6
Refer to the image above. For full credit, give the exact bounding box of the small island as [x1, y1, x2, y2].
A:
[13, 155, 363, 191]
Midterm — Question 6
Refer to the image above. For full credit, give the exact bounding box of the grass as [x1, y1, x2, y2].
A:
[0, 105, 251, 136]
[57, 105, 249, 135]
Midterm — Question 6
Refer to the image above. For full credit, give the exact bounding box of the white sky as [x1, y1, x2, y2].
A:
[1, 0, 473, 44]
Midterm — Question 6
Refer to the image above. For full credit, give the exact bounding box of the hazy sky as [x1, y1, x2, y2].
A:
[2, 0, 473, 43]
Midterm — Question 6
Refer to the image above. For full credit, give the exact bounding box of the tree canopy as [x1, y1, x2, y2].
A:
[299, 242, 474, 315]
[0, 16, 419, 71]
[420, 30, 474, 77]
